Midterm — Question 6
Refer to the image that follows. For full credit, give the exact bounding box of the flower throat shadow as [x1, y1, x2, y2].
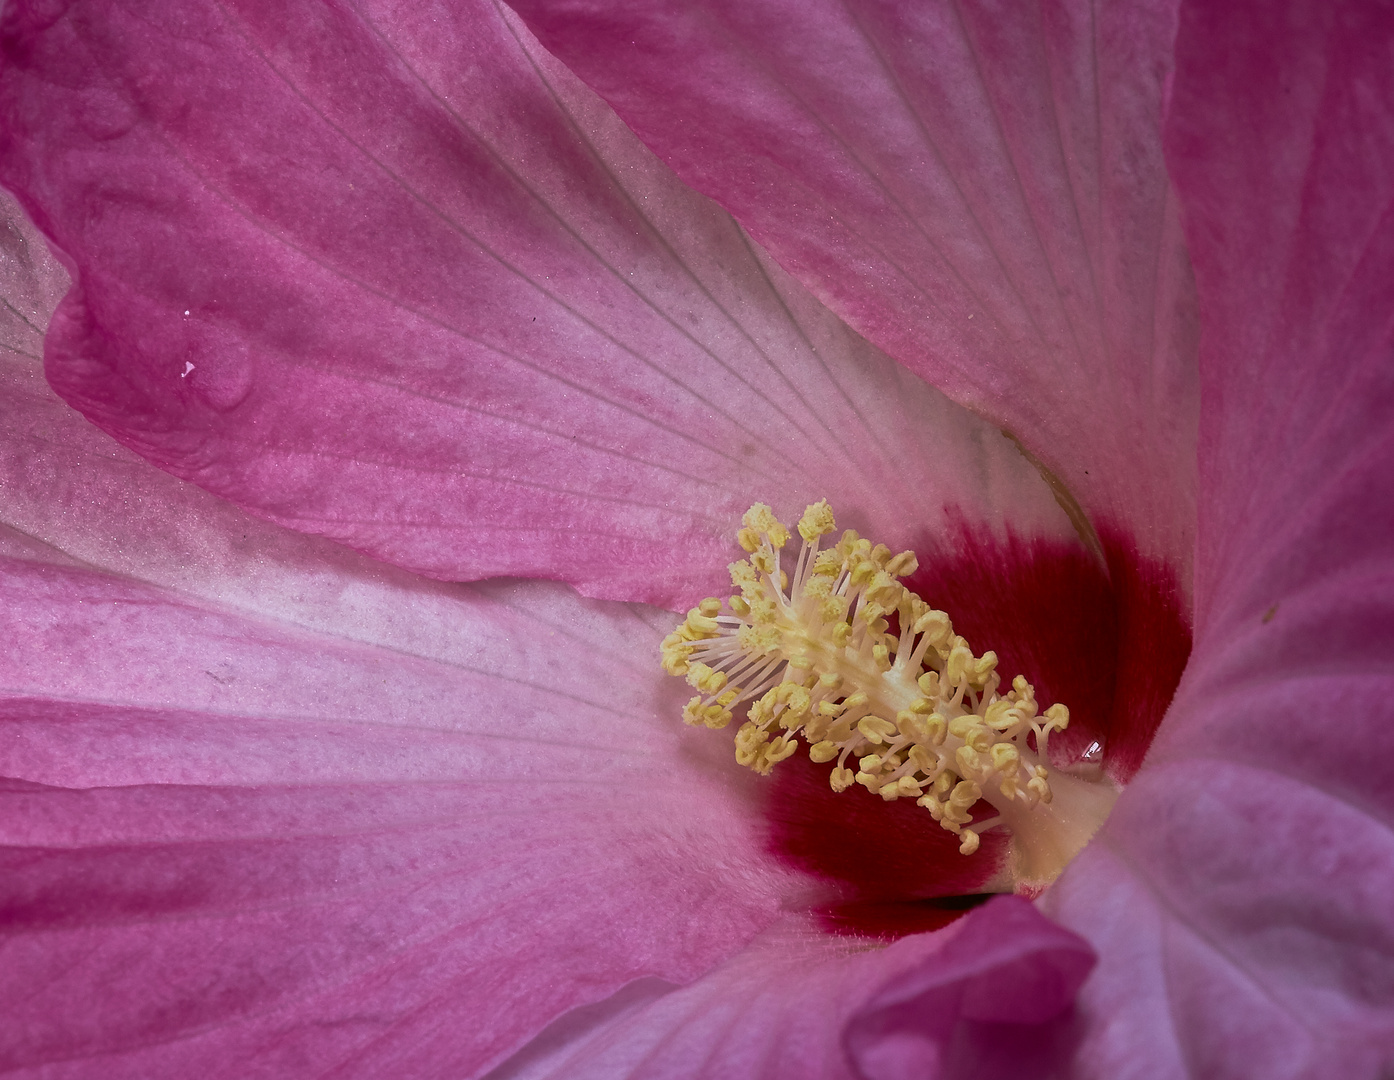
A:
[762, 518, 1190, 939]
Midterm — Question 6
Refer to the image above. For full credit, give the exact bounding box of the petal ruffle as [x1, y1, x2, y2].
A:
[1047, 1, 1394, 1075]
[0, 0, 1072, 607]
[481, 897, 1094, 1080]
[509, 0, 1200, 582]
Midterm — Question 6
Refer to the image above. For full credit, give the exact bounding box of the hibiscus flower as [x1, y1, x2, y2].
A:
[1, 0, 1390, 1076]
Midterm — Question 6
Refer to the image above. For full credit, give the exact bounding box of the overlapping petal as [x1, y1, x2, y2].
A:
[507, 0, 1199, 582]
[485, 896, 1094, 1080]
[8, 0, 1387, 1074]
[0, 226, 804, 1074]
[0, 186, 1103, 1078]
[0, 497, 785, 1078]
[504, 0, 1198, 781]
[1045, 1, 1394, 1075]
[0, 0, 1074, 607]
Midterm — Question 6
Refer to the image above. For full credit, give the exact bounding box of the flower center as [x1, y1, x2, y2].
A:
[662, 501, 1120, 890]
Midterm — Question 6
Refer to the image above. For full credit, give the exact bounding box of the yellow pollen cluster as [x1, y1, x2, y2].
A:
[661, 500, 1072, 857]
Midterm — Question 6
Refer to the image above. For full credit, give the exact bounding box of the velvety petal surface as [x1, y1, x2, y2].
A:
[509, 0, 1200, 584]
[0, 182, 63, 363]
[1, 189, 1102, 1077]
[0, 199, 805, 1075]
[0, 511, 789, 1079]
[484, 897, 1094, 1080]
[1046, 1, 1394, 1076]
[0, 0, 1074, 607]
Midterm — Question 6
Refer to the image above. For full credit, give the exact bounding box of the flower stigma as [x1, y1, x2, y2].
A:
[661, 501, 1121, 891]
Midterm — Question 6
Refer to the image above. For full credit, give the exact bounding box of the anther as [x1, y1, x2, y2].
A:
[660, 500, 1118, 890]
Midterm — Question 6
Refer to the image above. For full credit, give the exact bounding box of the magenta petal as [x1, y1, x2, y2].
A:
[1, 297, 798, 1074]
[0, 0, 1071, 606]
[1046, 0, 1394, 1074]
[1164, 0, 1394, 638]
[484, 927, 936, 1079]
[0, 558, 796, 1077]
[0, 188, 65, 365]
[510, 0, 1200, 578]
[845, 896, 1095, 1080]
[481, 898, 1093, 1080]
[507, 0, 1198, 774]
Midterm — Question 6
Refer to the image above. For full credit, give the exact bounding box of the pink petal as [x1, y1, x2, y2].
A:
[0, 193, 1070, 944]
[0, 577, 808, 1076]
[1047, 0, 1394, 1074]
[0, 557, 804, 1076]
[481, 897, 1094, 1080]
[506, 0, 1197, 775]
[0, 0, 1073, 607]
[0, 306, 1083, 1073]
[0, 199, 1042, 1072]
[0, 188, 65, 366]
[845, 896, 1095, 1080]
[510, 0, 1200, 583]
[0, 249, 801, 1073]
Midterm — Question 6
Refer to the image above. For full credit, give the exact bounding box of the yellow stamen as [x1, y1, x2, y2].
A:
[661, 500, 1121, 891]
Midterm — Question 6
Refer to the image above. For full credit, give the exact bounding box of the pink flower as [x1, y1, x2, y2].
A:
[0, 0, 1390, 1077]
